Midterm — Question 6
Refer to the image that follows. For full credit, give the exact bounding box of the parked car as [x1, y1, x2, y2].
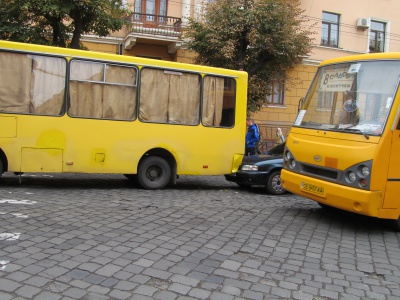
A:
[224, 142, 286, 195]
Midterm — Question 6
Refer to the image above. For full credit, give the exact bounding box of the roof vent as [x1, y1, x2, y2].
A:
[357, 18, 370, 29]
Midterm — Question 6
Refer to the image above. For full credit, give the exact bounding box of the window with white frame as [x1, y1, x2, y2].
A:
[369, 21, 386, 53]
[266, 80, 285, 105]
[321, 12, 339, 47]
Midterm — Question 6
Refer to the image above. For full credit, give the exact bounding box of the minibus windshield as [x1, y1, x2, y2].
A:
[294, 60, 400, 136]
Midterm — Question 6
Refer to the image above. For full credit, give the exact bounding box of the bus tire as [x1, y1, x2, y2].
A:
[388, 217, 400, 232]
[265, 170, 286, 195]
[0, 159, 3, 178]
[137, 156, 171, 190]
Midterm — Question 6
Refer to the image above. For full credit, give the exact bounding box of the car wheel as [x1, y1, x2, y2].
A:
[265, 170, 286, 195]
[137, 156, 171, 190]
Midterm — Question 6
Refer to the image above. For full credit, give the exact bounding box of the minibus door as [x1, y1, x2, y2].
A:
[384, 114, 400, 209]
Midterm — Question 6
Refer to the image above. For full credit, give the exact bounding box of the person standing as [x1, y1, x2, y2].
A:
[245, 117, 260, 155]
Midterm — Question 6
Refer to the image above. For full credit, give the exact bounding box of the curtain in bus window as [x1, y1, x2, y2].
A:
[69, 61, 137, 120]
[0, 52, 33, 113]
[202, 76, 224, 126]
[103, 65, 137, 120]
[69, 61, 104, 118]
[31, 55, 66, 115]
[168, 72, 200, 124]
[139, 68, 200, 125]
[139, 69, 169, 122]
[70, 82, 103, 118]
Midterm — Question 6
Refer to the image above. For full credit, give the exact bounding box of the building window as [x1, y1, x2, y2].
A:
[369, 21, 386, 53]
[134, 0, 167, 22]
[321, 12, 339, 47]
[267, 80, 285, 105]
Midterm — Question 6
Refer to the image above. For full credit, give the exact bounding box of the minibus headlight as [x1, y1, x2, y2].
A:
[348, 172, 356, 182]
[361, 166, 370, 176]
[285, 151, 291, 160]
[289, 159, 296, 169]
[242, 165, 258, 171]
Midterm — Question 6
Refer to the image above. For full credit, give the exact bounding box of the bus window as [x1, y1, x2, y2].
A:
[202, 76, 236, 128]
[139, 68, 201, 125]
[0, 51, 66, 115]
[69, 60, 137, 120]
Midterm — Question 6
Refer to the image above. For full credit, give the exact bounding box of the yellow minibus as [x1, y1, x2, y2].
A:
[281, 52, 400, 230]
[0, 40, 248, 189]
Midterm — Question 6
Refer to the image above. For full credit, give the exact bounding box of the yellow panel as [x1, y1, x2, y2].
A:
[21, 148, 63, 172]
[0, 116, 17, 138]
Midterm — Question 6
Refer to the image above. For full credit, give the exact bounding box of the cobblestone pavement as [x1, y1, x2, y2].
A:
[0, 173, 400, 300]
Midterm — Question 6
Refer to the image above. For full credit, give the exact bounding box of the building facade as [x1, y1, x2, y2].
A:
[82, 0, 400, 147]
[253, 0, 400, 144]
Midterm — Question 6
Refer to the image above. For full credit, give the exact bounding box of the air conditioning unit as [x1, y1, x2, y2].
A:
[357, 18, 370, 29]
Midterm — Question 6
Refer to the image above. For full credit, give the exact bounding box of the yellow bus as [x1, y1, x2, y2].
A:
[0, 40, 248, 189]
[281, 52, 400, 230]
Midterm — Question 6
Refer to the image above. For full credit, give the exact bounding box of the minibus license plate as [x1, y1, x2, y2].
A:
[301, 182, 324, 196]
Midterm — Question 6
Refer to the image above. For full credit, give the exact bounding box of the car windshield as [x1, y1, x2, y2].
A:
[267, 142, 285, 155]
[294, 60, 400, 136]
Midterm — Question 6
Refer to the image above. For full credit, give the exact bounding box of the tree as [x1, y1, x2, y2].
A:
[0, 0, 129, 49]
[184, 0, 315, 113]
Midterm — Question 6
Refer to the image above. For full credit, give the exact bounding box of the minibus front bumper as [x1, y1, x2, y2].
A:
[281, 169, 385, 218]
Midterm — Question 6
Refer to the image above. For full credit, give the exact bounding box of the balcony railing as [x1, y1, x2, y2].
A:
[126, 13, 182, 37]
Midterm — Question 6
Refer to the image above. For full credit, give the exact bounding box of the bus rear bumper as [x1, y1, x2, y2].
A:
[281, 169, 384, 218]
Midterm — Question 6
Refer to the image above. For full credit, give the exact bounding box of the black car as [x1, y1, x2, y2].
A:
[224, 142, 286, 195]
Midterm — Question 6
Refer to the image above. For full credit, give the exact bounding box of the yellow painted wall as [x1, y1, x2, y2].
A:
[82, 42, 119, 55]
[123, 43, 176, 61]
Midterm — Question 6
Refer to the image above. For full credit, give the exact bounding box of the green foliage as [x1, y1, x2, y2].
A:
[0, 0, 130, 49]
[185, 0, 315, 113]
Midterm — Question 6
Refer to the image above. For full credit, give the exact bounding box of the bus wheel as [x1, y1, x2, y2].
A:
[0, 159, 3, 178]
[137, 156, 171, 190]
[388, 217, 400, 232]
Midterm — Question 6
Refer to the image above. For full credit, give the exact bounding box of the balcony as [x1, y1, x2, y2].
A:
[126, 13, 182, 37]
[124, 13, 183, 53]
[124, 13, 182, 54]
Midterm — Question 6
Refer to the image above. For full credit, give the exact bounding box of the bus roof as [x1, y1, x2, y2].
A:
[0, 40, 247, 78]
[319, 52, 400, 67]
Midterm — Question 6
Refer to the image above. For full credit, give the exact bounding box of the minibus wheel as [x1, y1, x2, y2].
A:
[388, 217, 400, 232]
[137, 156, 171, 190]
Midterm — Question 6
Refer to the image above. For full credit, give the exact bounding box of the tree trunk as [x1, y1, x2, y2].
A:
[70, 20, 82, 49]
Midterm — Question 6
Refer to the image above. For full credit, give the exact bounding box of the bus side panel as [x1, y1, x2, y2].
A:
[383, 119, 400, 209]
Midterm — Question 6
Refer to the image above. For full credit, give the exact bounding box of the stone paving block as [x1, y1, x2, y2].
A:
[169, 283, 191, 295]
[209, 291, 235, 300]
[0, 292, 13, 300]
[62, 287, 88, 299]
[109, 289, 131, 299]
[15, 284, 41, 298]
[0, 278, 22, 292]
[33, 291, 63, 300]
[220, 260, 241, 271]
[171, 274, 200, 287]
[221, 285, 241, 296]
